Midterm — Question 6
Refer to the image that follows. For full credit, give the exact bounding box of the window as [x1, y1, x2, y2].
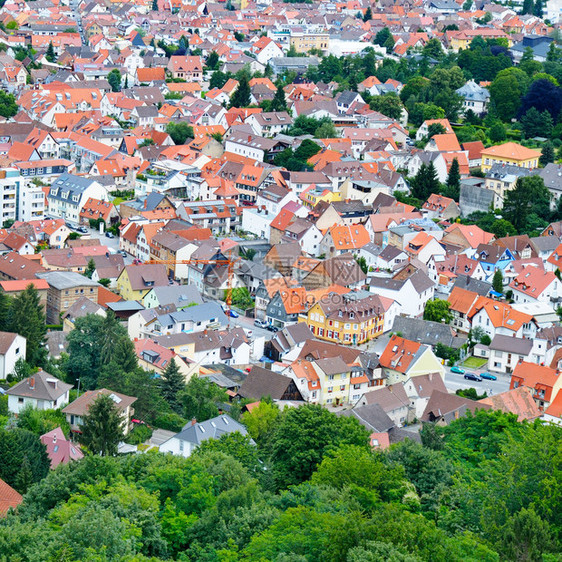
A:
[18, 397, 23, 404]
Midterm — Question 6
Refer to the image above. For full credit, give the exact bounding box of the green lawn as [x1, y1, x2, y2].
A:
[462, 356, 488, 369]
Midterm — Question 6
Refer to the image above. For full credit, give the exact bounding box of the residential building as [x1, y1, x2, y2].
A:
[0, 332, 26, 379]
[116, 264, 169, 301]
[510, 361, 562, 411]
[62, 389, 137, 435]
[480, 142, 540, 172]
[160, 415, 249, 458]
[7, 371, 71, 414]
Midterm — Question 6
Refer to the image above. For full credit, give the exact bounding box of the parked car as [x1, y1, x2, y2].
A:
[227, 310, 239, 318]
[266, 325, 279, 333]
[254, 319, 268, 328]
[77, 226, 89, 234]
[480, 372, 497, 381]
[450, 366, 465, 374]
[119, 250, 127, 257]
[105, 232, 115, 238]
[245, 330, 253, 338]
[464, 373, 482, 382]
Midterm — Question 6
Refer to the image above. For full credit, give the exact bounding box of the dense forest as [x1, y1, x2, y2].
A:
[0, 405, 560, 561]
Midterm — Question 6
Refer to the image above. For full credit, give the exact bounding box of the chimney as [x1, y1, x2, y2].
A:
[191, 418, 197, 426]
[29, 376, 35, 389]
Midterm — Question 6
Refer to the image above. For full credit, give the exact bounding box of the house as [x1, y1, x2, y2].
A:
[47, 173, 109, 227]
[246, 111, 293, 137]
[356, 385, 410, 426]
[421, 390, 490, 424]
[405, 232, 447, 265]
[0, 332, 25, 379]
[479, 387, 542, 422]
[485, 334, 545, 374]
[116, 264, 169, 301]
[304, 292, 390, 345]
[0, 252, 45, 281]
[7, 371, 72, 414]
[135, 338, 194, 382]
[40, 427, 84, 469]
[456, 80, 490, 115]
[468, 296, 537, 340]
[369, 269, 435, 317]
[62, 297, 106, 331]
[167, 55, 203, 81]
[510, 361, 562, 411]
[159, 415, 249, 458]
[416, 118, 454, 141]
[238, 365, 305, 402]
[442, 223, 494, 251]
[319, 224, 370, 258]
[509, 267, 559, 304]
[447, 286, 481, 333]
[403, 373, 449, 420]
[391, 316, 467, 350]
[142, 285, 204, 310]
[264, 323, 315, 362]
[421, 194, 459, 220]
[378, 334, 445, 385]
[0, 478, 22, 517]
[36, 271, 100, 324]
[62, 389, 137, 435]
[480, 142, 540, 172]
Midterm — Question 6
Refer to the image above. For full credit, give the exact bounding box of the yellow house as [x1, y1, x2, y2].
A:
[304, 293, 385, 345]
[300, 186, 341, 210]
[115, 264, 169, 301]
[449, 30, 513, 52]
[480, 142, 540, 172]
[288, 357, 354, 407]
[290, 32, 329, 54]
[379, 334, 445, 385]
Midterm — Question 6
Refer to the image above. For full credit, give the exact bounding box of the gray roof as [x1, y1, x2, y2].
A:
[342, 403, 394, 432]
[489, 334, 533, 355]
[62, 296, 105, 320]
[146, 284, 203, 308]
[539, 163, 562, 193]
[155, 302, 226, 327]
[452, 275, 491, 296]
[456, 80, 490, 102]
[392, 316, 467, 349]
[36, 270, 100, 290]
[238, 366, 304, 401]
[165, 414, 248, 446]
[8, 371, 72, 401]
[48, 173, 100, 203]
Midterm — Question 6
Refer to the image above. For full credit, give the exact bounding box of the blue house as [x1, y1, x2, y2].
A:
[473, 244, 514, 280]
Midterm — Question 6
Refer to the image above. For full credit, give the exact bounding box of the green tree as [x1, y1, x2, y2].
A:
[411, 162, 440, 201]
[45, 41, 56, 63]
[521, 0, 533, 13]
[8, 284, 47, 367]
[270, 84, 287, 112]
[489, 121, 507, 143]
[0, 290, 11, 332]
[444, 158, 460, 201]
[426, 123, 446, 139]
[363, 6, 372, 21]
[423, 299, 453, 323]
[503, 175, 551, 233]
[492, 269, 503, 294]
[229, 73, 251, 108]
[79, 393, 125, 456]
[230, 287, 254, 309]
[107, 69, 122, 93]
[369, 93, 404, 120]
[206, 51, 219, 70]
[540, 142, 555, 166]
[166, 121, 194, 144]
[84, 258, 95, 279]
[0, 428, 50, 493]
[151, 0, 158, 10]
[181, 376, 228, 422]
[489, 67, 530, 121]
[210, 70, 230, 89]
[241, 400, 280, 445]
[160, 358, 185, 415]
[374, 28, 392, 48]
[521, 107, 553, 138]
[269, 404, 370, 490]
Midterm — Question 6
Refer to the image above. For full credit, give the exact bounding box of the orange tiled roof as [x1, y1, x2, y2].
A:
[379, 334, 422, 374]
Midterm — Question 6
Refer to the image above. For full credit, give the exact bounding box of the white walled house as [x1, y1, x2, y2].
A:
[0, 332, 26, 379]
[47, 173, 109, 226]
[160, 415, 250, 457]
[7, 371, 72, 414]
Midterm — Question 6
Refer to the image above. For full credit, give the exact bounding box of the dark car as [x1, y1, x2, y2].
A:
[105, 231, 115, 238]
[266, 325, 279, 333]
[77, 226, 89, 234]
[464, 373, 482, 382]
[227, 309, 239, 318]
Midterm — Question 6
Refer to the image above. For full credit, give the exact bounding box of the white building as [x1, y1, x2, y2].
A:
[0, 332, 26, 380]
[160, 415, 250, 458]
[7, 371, 72, 414]
[47, 173, 109, 226]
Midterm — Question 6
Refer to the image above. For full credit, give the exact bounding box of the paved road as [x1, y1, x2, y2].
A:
[444, 366, 510, 396]
[68, 225, 134, 265]
[228, 313, 274, 341]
